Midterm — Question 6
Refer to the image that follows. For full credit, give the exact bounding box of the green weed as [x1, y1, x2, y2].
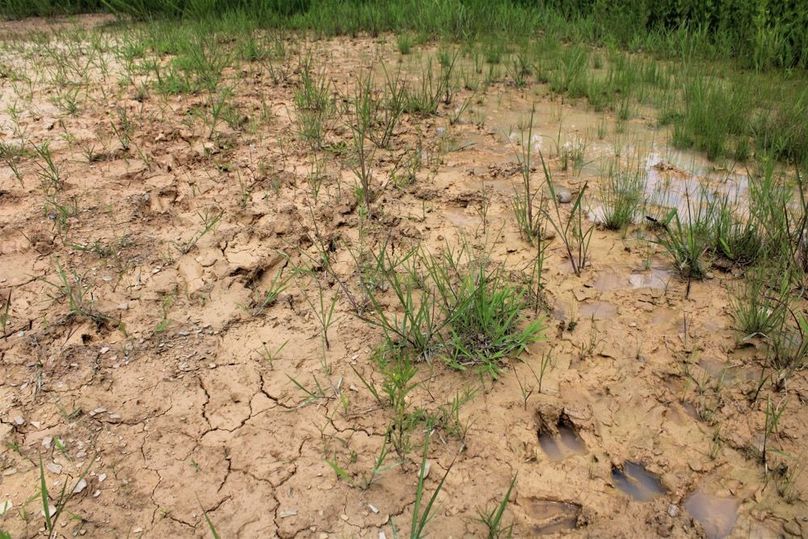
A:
[599, 164, 646, 230]
[478, 475, 516, 538]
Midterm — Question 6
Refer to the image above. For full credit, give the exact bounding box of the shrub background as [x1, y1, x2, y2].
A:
[1, 0, 807, 70]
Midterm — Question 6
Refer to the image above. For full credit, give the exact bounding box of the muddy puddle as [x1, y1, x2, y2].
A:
[538, 423, 587, 461]
[443, 206, 480, 229]
[579, 300, 618, 320]
[464, 87, 755, 222]
[683, 490, 739, 539]
[611, 462, 667, 502]
[594, 267, 671, 291]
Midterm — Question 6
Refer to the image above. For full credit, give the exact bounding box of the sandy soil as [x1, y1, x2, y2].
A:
[0, 16, 806, 539]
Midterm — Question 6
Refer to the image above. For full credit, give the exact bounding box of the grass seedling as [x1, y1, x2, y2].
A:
[287, 374, 328, 408]
[295, 61, 333, 148]
[357, 437, 397, 489]
[403, 56, 455, 116]
[154, 293, 174, 334]
[762, 396, 787, 474]
[252, 264, 291, 314]
[33, 142, 62, 194]
[397, 34, 413, 55]
[376, 346, 419, 456]
[111, 106, 133, 151]
[559, 137, 586, 172]
[714, 194, 763, 267]
[304, 280, 339, 352]
[408, 434, 454, 539]
[350, 363, 383, 406]
[366, 64, 407, 148]
[435, 261, 544, 378]
[39, 455, 93, 539]
[652, 188, 715, 284]
[730, 268, 788, 338]
[49, 260, 111, 328]
[478, 475, 517, 538]
[174, 208, 223, 255]
[349, 74, 378, 214]
[511, 108, 543, 243]
[769, 309, 808, 375]
[203, 508, 221, 539]
[358, 243, 444, 359]
[538, 153, 593, 276]
[0, 141, 29, 186]
[259, 340, 288, 366]
[599, 164, 646, 230]
[203, 88, 235, 140]
[0, 291, 10, 336]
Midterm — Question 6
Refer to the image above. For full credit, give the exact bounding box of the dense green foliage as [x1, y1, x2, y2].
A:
[2, 0, 807, 70]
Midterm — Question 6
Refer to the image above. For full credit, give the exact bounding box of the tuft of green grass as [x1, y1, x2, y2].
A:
[538, 152, 593, 276]
[730, 268, 789, 338]
[478, 475, 517, 538]
[294, 61, 334, 147]
[397, 33, 413, 55]
[408, 434, 454, 539]
[511, 107, 543, 244]
[356, 241, 542, 377]
[599, 164, 646, 230]
[713, 195, 763, 267]
[652, 189, 715, 281]
[436, 263, 543, 378]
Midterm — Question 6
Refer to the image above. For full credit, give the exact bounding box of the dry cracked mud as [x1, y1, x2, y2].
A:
[0, 15, 806, 539]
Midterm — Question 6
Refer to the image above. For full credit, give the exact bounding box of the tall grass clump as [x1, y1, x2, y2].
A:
[713, 194, 763, 267]
[357, 242, 543, 377]
[426, 253, 544, 378]
[652, 188, 716, 281]
[599, 163, 646, 230]
[731, 267, 789, 338]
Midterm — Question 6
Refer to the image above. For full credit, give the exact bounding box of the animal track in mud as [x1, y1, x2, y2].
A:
[536, 410, 588, 461]
[522, 497, 584, 535]
[610, 461, 666, 502]
[683, 489, 739, 539]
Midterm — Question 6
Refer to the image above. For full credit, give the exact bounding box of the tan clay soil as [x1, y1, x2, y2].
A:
[0, 16, 806, 539]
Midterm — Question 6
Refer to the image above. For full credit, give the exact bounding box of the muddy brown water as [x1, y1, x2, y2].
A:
[538, 422, 587, 461]
[611, 462, 667, 502]
[683, 490, 739, 539]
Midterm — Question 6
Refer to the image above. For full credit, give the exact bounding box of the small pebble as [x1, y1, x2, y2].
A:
[667, 504, 679, 517]
[556, 188, 573, 204]
[73, 479, 88, 494]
